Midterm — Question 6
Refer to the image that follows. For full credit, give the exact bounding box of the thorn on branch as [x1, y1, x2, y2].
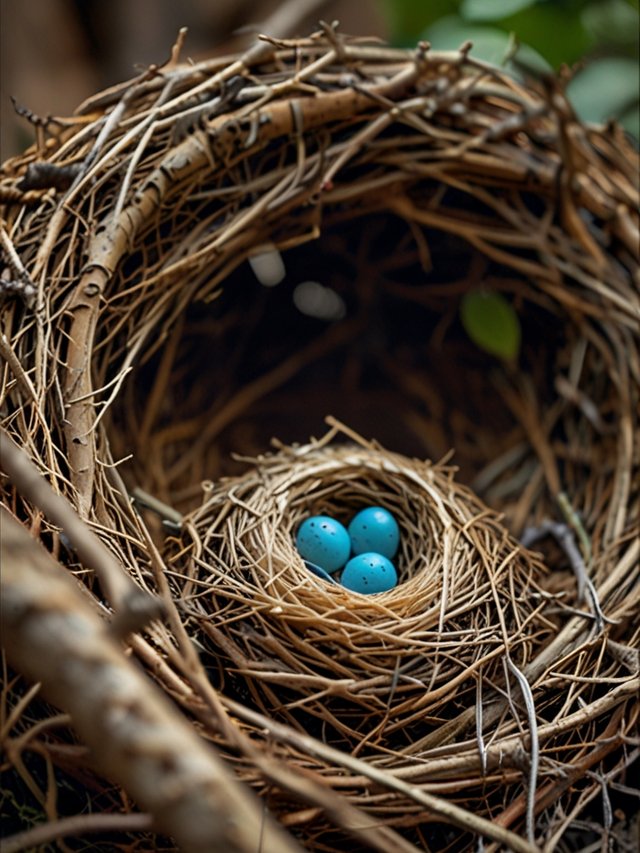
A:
[168, 27, 188, 68]
[318, 20, 345, 61]
[415, 41, 431, 62]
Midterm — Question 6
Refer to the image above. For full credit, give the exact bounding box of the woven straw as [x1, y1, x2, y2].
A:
[1, 25, 639, 852]
[183, 429, 553, 748]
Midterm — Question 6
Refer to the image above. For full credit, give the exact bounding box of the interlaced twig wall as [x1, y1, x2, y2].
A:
[1, 25, 639, 853]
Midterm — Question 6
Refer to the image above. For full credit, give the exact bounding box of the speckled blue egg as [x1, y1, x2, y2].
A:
[340, 552, 398, 594]
[348, 506, 400, 559]
[295, 516, 351, 573]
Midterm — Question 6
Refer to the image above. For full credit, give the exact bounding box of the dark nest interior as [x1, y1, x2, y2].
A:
[113, 210, 566, 499]
[1, 26, 639, 853]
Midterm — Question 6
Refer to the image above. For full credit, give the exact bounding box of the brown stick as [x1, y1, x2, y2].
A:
[2, 812, 153, 853]
[62, 267, 110, 519]
[0, 507, 302, 853]
[218, 695, 539, 853]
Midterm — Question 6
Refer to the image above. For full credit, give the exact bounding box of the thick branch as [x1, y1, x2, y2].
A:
[0, 507, 301, 853]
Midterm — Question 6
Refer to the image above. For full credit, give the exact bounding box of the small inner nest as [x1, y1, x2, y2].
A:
[173, 441, 553, 755]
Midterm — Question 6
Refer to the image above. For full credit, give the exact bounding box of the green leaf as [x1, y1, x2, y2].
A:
[567, 57, 640, 125]
[461, 290, 521, 361]
[424, 15, 512, 63]
[581, 0, 640, 50]
[378, 0, 458, 46]
[461, 0, 538, 23]
[422, 15, 551, 72]
[496, 4, 594, 68]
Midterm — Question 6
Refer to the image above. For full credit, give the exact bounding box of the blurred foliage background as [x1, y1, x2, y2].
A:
[1, 0, 638, 160]
[379, 0, 639, 138]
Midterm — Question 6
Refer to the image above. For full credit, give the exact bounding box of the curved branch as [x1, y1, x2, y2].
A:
[2, 812, 153, 853]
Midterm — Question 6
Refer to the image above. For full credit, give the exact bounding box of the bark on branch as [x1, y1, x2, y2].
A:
[0, 507, 301, 853]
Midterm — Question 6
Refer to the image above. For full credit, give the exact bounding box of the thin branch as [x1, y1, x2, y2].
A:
[521, 519, 589, 602]
[521, 518, 609, 630]
[1, 812, 154, 853]
[475, 674, 488, 776]
[506, 657, 539, 847]
[0, 429, 163, 637]
[218, 696, 538, 853]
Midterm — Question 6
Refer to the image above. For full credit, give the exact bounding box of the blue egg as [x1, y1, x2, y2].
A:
[348, 506, 400, 559]
[340, 552, 398, 594]
[295, 515, 351, 573]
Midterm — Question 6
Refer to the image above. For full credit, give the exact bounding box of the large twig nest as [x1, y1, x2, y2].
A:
[1, 24, 639, 852]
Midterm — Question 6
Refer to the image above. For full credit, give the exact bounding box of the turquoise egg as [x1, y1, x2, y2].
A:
[295, 515, 351, 573]
[348, 506, 400, 559]
[340, 552, 398, 594]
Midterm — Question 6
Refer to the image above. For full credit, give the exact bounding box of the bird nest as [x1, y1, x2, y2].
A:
[182, 430, 555, 753]
[1, 24, 639, 853]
